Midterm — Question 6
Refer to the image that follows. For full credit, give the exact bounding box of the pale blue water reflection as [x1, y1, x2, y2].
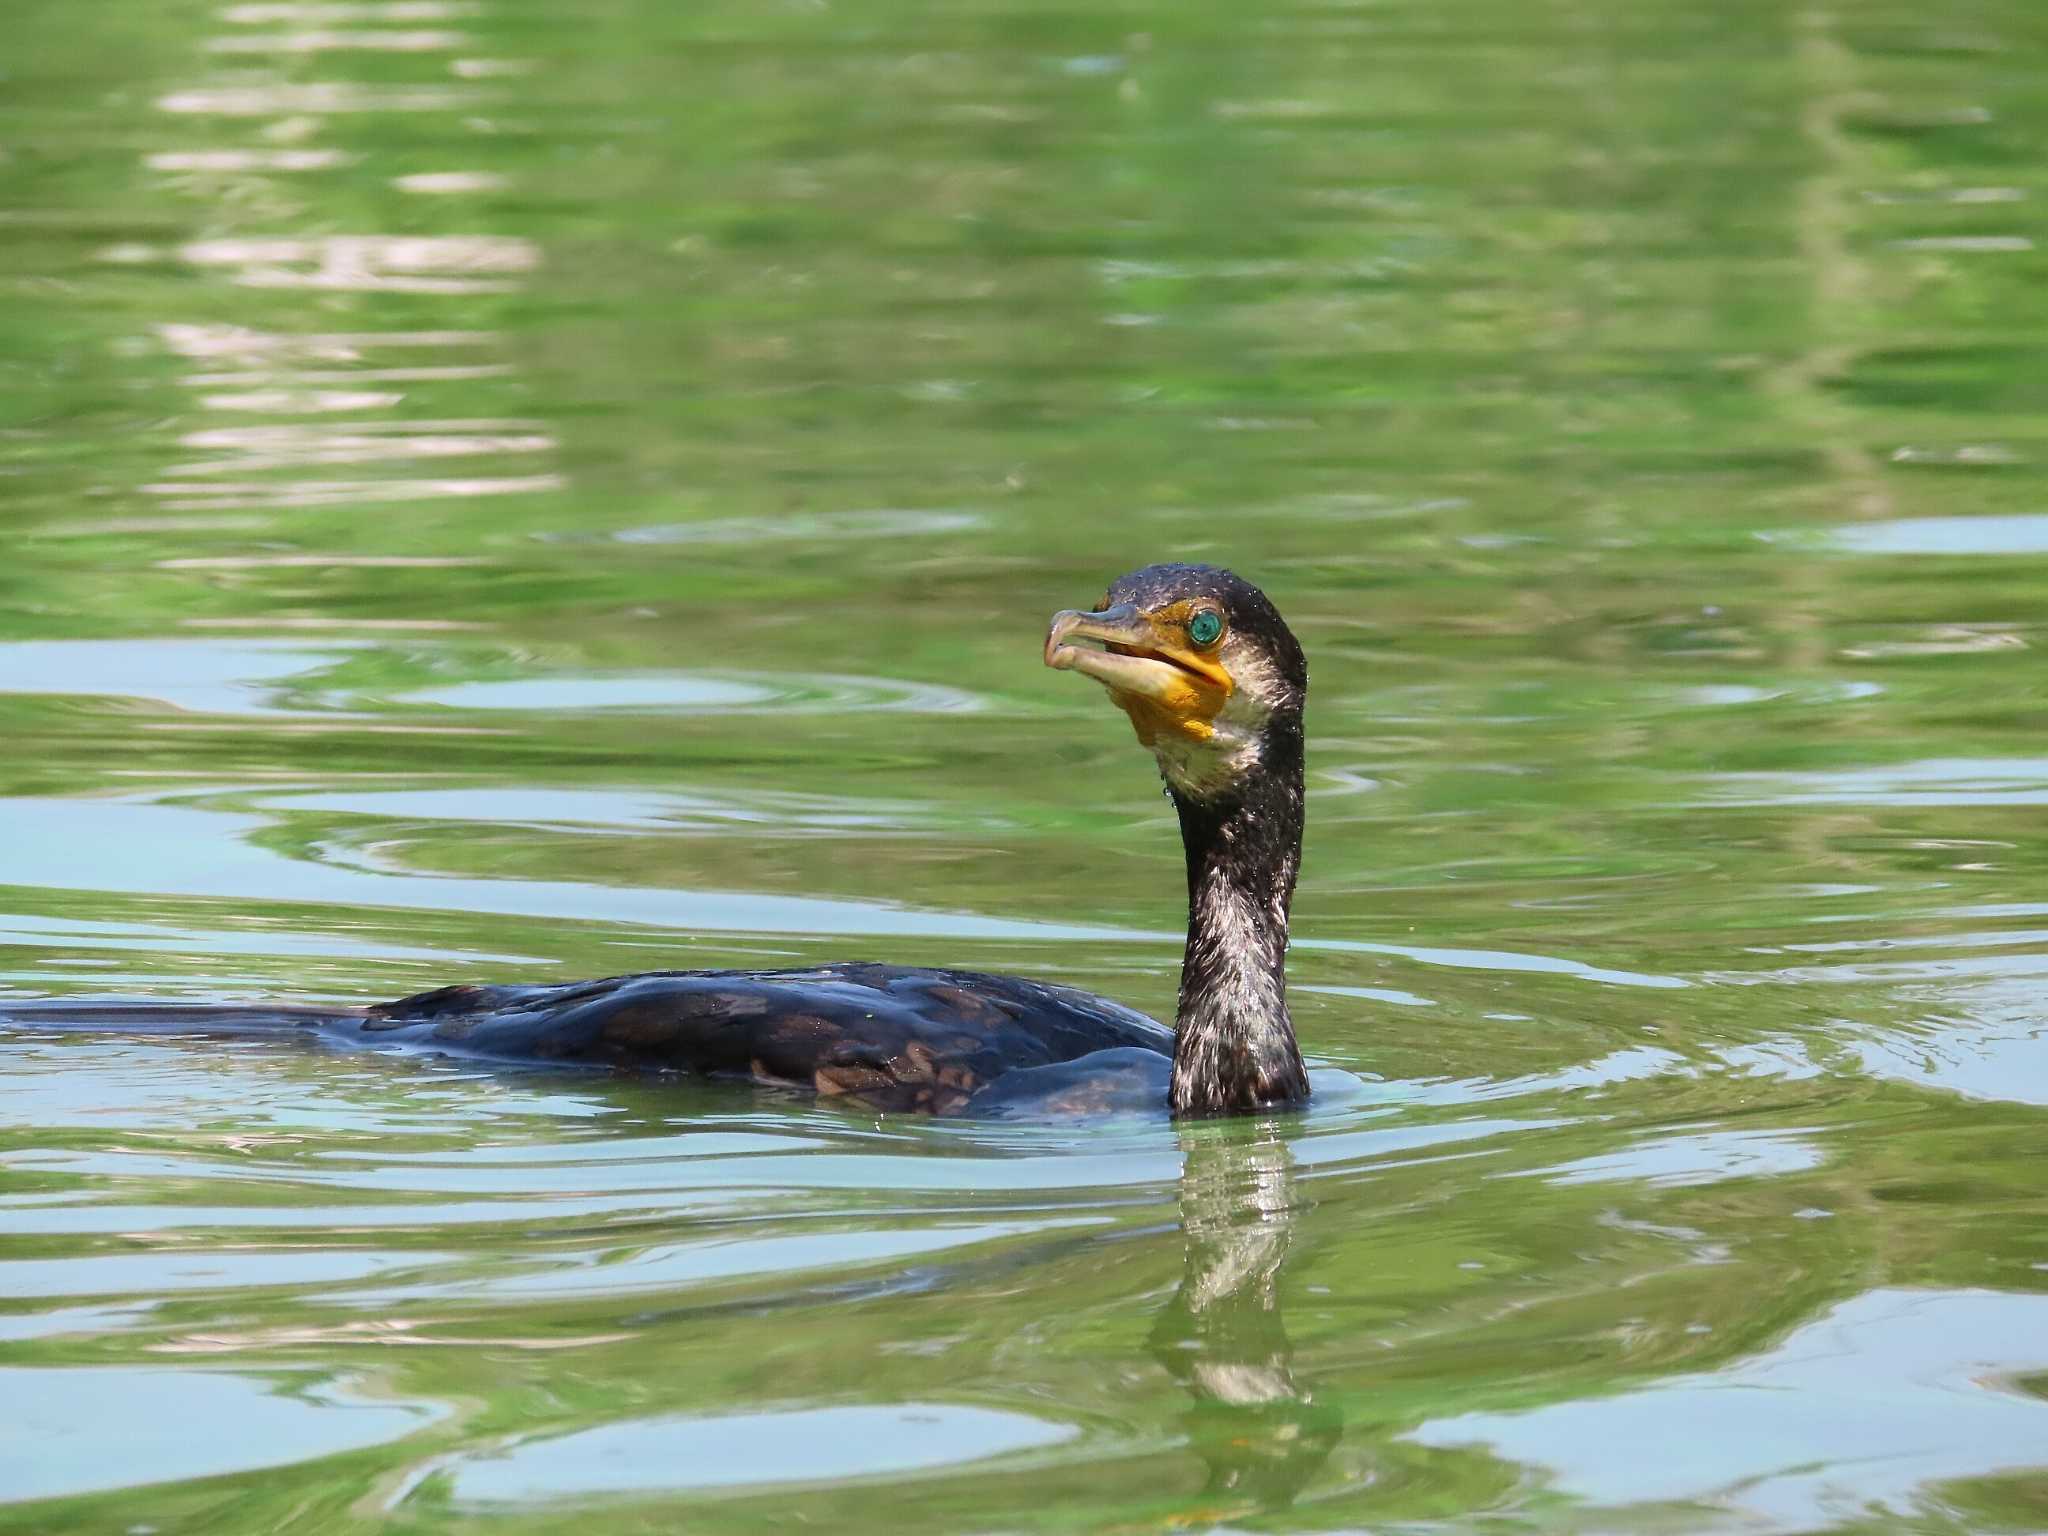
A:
[1411, 1289, 2048, 1530]
[438, 1403, 1079, 1505]
[1, 1366, 449, 1504]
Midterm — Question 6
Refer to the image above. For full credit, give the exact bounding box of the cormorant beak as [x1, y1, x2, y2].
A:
[1045, 602, 1233, 743]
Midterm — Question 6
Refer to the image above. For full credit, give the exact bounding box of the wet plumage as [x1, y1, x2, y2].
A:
[360, 964, 1174, 1115]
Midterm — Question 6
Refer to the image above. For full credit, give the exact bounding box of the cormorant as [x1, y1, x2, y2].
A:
[2, 563, 1311, 1118]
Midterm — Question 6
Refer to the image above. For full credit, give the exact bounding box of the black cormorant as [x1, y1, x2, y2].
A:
[2, 563, 1311, 1118]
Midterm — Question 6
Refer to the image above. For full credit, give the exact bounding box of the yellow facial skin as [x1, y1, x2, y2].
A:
[1044, 599, 1235, 748]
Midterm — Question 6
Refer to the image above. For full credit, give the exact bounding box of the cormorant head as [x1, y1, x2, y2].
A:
[1045, 563, 1307, 800]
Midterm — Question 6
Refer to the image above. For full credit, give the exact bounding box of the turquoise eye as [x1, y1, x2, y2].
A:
[1188, 610, 1223, 647]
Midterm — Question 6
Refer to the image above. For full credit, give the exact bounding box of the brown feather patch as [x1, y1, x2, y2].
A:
[814, 1064, 893, 1097]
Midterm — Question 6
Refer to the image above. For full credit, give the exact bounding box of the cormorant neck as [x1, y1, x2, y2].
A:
[1167, 725, 1308, 1116]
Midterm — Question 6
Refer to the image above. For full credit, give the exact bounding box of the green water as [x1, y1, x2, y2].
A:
[4, 0, 2048, 1528]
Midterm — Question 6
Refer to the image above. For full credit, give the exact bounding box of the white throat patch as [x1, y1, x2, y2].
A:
[1151, 642, 1285, 798]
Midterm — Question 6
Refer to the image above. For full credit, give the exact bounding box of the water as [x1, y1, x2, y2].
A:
[3, 0, 2047, 1528]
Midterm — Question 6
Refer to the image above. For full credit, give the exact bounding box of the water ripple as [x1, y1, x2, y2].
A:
[398, 671, 988, 715]
[1409, 1289, 2048, 1530]
[0, 1365, 449, 1504]
[432, 1403, 1076, 1506]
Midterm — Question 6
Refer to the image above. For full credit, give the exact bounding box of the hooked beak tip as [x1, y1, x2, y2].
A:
[1044, 609, 1088, 670]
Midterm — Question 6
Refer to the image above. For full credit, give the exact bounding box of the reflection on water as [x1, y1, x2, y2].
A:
[0, 638, 364, 715]
[157, 83, 473, 114]
[266, 785, 956, 835]
[0, 1365, 448, 1504]
[0, 795, 1143, 943]
[4, 0, 2048, 1528]
[144, 472, 564, 511]
[0, 910, 539, 967]
[583, 509, 988, 546]
[1410, 1289, 2048, 1530]
[220, 3, 482, 18]
[180, 236, 537, 294]
[203, 28, 471, 53]
[394, 171, 508, 194]
[0, 637, 989, 717]
[1521, 1126, 1825, 1190]
[1701, 758, 2048, 807]
[0, 1248, 451, 1300]
[398, 672, 989, 715]
[438, 1403, 1078, 1506]
[362, 1219, 1102, 1303]
[1840, 977, 2048, 1106]
[158, 324, 497, 362]
[1152, 1127, 1339, 1513]
[170, 421, 556, 474]
[1781, 512, 2048, 555]
[147, 148, 354, 172]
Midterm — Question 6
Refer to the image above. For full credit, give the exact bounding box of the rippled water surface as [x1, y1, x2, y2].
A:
[4, 0, 2048, 1530]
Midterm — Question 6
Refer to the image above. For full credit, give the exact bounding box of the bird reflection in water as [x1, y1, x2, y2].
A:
[1151, 1122, 1342, 1513]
